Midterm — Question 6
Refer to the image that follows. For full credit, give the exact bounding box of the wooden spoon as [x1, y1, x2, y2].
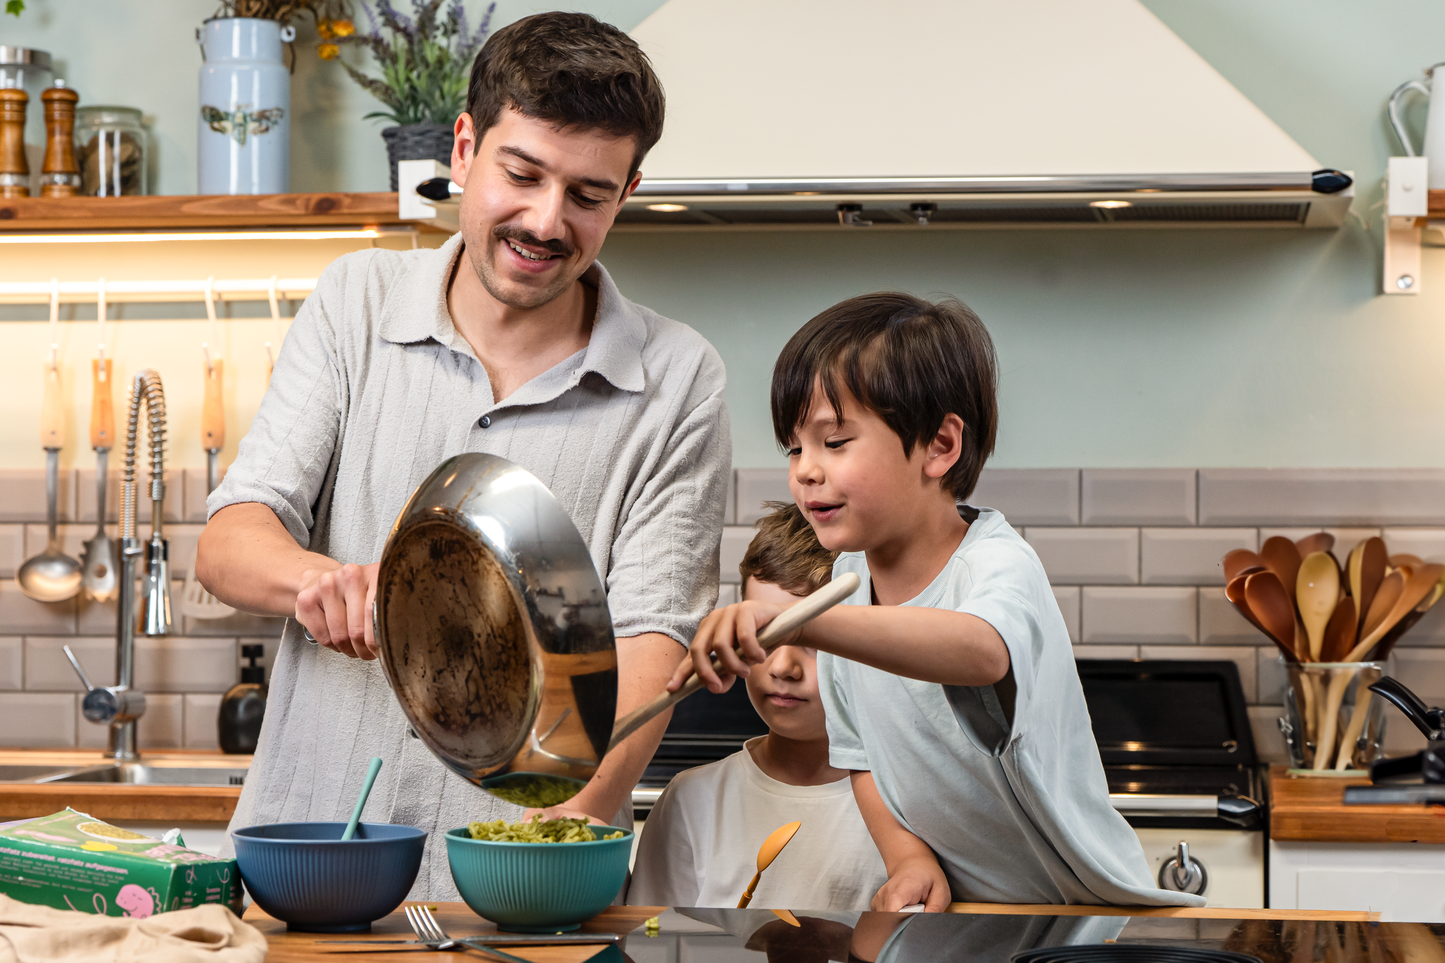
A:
[1245, 571, 1299, 657]
[1227, 573, 1295, 662]
[1296, 552, 1339, 662]
[738, 821, 802, 909]
[1320, 596, 1356, 663]
[1391, 553, 1425, 575]
[1223, 549, 1266, 582]
[1355, 537, 1387, 634]
[1360, 571, 1403, 641]
[1345, 563, 1445, 663]
[1295, 532, 1335, 557]
[1260, 536, 1303, 607]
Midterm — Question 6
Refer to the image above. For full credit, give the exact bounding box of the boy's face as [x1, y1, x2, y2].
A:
[787, 383, 956, 555]
[742, 577, 829, 742]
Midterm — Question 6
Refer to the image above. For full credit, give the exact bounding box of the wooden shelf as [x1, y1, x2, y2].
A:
[0, 191, 412, 231]
[1268, 765, 1445, 844]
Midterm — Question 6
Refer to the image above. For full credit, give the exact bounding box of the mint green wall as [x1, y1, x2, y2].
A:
[6, 1, 1445, 469]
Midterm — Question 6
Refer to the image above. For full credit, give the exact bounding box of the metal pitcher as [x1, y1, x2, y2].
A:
[373, 452, 858, 809]
[1389, 63, 1445, 187]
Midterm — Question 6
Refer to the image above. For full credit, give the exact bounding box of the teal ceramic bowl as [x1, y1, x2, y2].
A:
[444, 825, 633, 932]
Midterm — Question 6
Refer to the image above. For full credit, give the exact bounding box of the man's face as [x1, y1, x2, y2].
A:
[450, 108, 640, 310]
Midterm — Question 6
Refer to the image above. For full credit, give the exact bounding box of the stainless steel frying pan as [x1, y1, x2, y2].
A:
[374, 453, 857, 809]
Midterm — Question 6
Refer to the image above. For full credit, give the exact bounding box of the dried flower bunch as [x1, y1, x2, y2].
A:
[327, 0, 494, 127]
[210, 0, 343, 22]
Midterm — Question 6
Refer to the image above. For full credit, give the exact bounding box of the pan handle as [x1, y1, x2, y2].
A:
[607, 571, 862, 752]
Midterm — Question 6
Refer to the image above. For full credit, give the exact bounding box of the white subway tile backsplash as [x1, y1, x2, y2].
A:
[163, 524, 205, 579]
[715, 583, 738, 608]
[1200, 469, 1445, 526]
[76, 703, 109, 749]
[181, 609, 286, 638]
[76, 468, 182, 525]
[77, 596, 119, 636]
[734, 469, 791, 526]
[1082, 470, 1196, 526]
[1392, 649, 1445, 706]
[1258, 528, 1381, 564]
[1141, 528, 1255, 586]
[25, 637, 115, 691]
[139, 693, 185, 749]
[1394, 600, 1445, 646]
[135, 637, 237, 693]
[21, 524, 90, 568]
[183, 694, 222, 749]
[0, 469, 76, 523]
[1025, 528, 1138, 585]
[1199, 588, 1265, 646]
[1257, 648, 1288, 706]
[725, 470, 737, 527]
[718, 526, 753, 584]
[1380, 528, 1445, 564]
[972, 469, 1079, 525]
[1052, 586, 1080, 643]
[0, 638, 20, 690]
[0, 693, 75, 747]
[0, 583, 75, 635]
[1082, 587, 1196, 644]
[0, 526, 23, 579]
[1139, 645, 1257, 705]
[1247, 706, 1289, 766]
[182, 468, 224, 524]
[1072, 644, 1139, 660]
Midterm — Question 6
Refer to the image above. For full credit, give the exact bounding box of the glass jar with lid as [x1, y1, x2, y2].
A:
[75, 106, 147, 196]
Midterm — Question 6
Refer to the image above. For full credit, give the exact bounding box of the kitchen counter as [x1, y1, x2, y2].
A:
[0, 749, 246, 823]
[243, 902, 1397, 963]
[1268, 765, 1445, 844]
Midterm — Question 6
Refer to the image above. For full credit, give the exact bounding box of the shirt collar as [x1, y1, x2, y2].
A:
[378, 233, 646, 394]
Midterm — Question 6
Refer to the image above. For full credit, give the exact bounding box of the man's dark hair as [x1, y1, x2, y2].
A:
[771, 292, 998, 501]
[465, 12, 665, 178]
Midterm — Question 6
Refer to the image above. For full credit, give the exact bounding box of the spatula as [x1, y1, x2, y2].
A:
[738, 821, 801, 909]
[180, 350, 235, 620]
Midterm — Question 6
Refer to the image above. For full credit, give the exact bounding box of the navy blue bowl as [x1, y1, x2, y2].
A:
[232, 821, 426, 932]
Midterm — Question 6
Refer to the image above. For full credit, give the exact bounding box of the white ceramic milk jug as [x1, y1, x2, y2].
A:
[1389, 62, 1445, 188]
[197, 18, 293, 195]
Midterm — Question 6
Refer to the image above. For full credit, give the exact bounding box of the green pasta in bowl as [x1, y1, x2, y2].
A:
[445, 817, 633, 932]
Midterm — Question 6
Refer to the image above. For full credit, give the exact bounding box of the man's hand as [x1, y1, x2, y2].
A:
[666, 599, 793, 695]
[521, 806, 606, 826]
[295, 562, 381, 660]
[870, 853, 950, 912]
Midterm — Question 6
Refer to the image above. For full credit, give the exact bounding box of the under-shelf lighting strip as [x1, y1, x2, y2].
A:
[0, 229, 387, 244]
[0, 278, 318, 301]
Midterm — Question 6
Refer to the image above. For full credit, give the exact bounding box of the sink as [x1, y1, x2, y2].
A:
[43, 765, 249, 787]
[0, 764, 76, 782]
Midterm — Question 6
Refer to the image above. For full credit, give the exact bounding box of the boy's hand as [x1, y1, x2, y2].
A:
[871, 853, 951, 913]
[667, 600, 794, 694]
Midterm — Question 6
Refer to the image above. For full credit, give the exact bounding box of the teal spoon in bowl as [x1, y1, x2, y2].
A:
[342, 757, 384, 841]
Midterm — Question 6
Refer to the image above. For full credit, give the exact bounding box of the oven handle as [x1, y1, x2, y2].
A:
[1109, 793, 1261, 826]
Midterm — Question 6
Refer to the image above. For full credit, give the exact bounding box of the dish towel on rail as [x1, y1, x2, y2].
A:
[0, 895, 265, 963]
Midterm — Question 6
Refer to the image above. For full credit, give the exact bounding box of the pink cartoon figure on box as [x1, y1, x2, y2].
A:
[115, 884, 155, 919]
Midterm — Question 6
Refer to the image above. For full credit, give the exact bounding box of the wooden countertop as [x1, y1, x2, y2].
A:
[0, 749, 245, 823]
[1269, 765, 1445, 843]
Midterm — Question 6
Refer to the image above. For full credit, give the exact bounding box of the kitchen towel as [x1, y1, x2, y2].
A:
[0, 895, 266, 962]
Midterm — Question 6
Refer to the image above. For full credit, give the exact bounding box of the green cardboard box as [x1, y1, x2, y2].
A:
[0, 809, 241, 918]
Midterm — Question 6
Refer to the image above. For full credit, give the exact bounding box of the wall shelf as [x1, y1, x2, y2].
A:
[0, 191, 420, 231]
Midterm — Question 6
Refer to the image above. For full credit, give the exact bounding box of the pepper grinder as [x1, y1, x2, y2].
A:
[40, 81, 79, 197]
[0, 87, 27, 198]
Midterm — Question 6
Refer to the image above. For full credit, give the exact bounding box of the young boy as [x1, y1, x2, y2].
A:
[672, 292, 1204, 910]
[629, 503, 888, 910]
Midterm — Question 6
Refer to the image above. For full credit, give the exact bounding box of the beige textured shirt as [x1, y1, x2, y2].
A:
[209, 234, 731, 898]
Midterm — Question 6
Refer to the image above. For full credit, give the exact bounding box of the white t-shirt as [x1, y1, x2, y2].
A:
[818, 506, 1204, 907]
[627, 738, 889, 911]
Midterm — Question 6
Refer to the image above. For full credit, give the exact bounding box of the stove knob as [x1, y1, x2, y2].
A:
[1157, 840, 1208, 896]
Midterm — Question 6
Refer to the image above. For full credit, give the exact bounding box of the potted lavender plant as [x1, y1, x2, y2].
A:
[322, 0, 493, 190]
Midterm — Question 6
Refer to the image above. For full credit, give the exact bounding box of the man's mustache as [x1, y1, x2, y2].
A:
[493, 225, 574, 258]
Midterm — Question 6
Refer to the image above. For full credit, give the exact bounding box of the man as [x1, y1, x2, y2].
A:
[196, 12, 730, 898]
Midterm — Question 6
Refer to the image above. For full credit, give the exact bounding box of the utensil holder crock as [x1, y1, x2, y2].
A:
[1280, 659, 1387, 773]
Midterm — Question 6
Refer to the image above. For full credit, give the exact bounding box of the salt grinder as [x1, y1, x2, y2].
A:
[40, 81, 80, 197]
[0, 87, 27, 198]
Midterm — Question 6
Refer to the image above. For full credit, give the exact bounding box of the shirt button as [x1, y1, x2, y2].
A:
[478, 415, 491, 429]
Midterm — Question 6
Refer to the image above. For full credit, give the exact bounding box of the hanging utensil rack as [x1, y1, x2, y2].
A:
[0, 277, 316, 304]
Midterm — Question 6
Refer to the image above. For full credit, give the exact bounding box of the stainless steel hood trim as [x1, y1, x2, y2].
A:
[630, 171, 1348, 197]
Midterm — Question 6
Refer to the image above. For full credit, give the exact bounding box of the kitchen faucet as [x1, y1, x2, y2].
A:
[64, 369, 171, 761]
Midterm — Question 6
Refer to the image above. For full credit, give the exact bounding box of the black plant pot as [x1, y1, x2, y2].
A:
[381, 124, 455, 191]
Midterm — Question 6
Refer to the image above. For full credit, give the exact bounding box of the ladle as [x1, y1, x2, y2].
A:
[18, 355, 82, 602]
[1296, 552, 1339, 662]
[739, 821, 802, 908]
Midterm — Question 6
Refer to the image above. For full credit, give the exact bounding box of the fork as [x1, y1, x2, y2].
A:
[404, 905, 532, 963]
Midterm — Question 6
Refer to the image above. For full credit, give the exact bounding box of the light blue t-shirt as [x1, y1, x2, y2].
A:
[817, 506, 1204, 907]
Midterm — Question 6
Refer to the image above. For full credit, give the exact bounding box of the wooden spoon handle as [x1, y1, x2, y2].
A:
[202, 358, 224, 450]
[40, 360, 63, 449]
[90, 358, 113, 449]
[609, 572, 862, 751]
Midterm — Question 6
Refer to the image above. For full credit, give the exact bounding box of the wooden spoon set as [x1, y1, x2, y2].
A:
[1221, 533, 1445, 771]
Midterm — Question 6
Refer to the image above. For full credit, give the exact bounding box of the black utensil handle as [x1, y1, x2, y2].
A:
[1370, 677, 1438, 737]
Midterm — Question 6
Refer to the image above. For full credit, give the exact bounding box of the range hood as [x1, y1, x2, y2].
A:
[620, 0, 1352, 229]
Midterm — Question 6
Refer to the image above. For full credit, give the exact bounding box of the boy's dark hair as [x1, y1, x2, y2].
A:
[739, 502, 836, 597]
[465, 12, 665, 178]
[771, 292, 998, 501]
